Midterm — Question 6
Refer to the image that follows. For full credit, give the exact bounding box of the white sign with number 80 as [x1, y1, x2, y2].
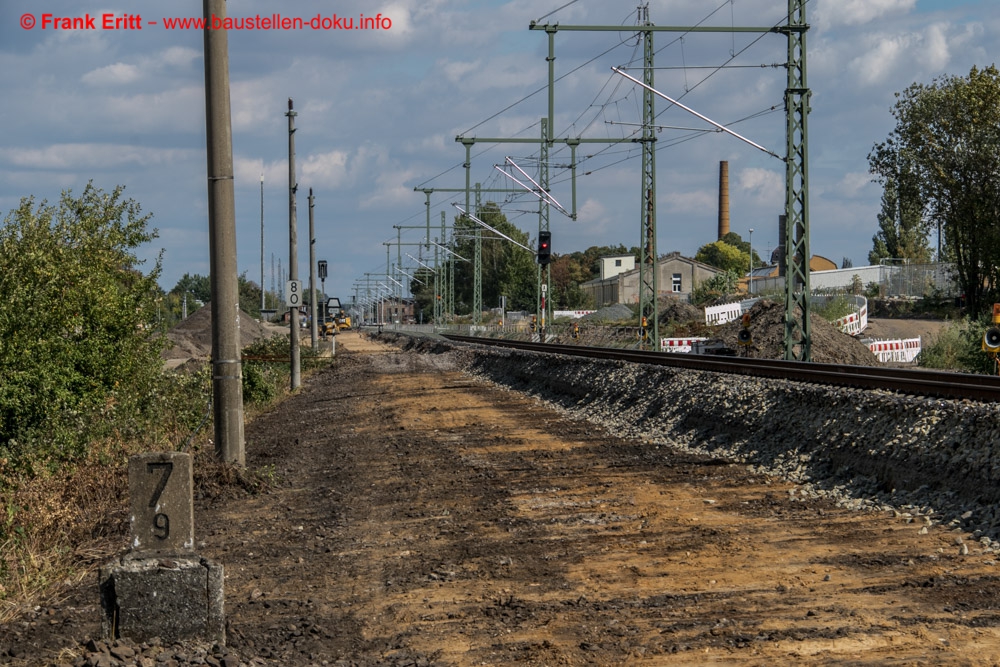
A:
[285, 280, 302, 307]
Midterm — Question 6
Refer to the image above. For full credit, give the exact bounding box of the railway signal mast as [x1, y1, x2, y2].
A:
[526, 0, 812, 359]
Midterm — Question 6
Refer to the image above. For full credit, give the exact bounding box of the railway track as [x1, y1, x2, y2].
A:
[441, 333, 1000, 402]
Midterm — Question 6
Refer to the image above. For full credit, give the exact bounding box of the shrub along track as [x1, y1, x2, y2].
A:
[4, 331, 1000, 665]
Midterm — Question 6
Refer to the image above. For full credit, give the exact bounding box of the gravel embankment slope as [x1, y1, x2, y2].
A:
[390, 332, 1000, 547]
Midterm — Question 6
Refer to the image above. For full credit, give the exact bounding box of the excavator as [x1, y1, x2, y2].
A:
[322, 297, 351, 337]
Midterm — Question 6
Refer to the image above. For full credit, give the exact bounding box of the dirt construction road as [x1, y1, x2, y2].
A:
[211, 332, 1000, 665]
[8, 331, 1000, 665]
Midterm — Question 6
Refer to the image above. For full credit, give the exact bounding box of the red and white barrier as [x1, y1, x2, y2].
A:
[661, 337, 708, 353]
[834, 303, 869, 335]
[868, 337, 921, 363]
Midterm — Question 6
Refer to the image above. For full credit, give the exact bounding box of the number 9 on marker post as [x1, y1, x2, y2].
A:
[128, 452, 194, 554]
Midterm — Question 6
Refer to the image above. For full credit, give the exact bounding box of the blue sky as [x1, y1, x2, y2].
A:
[1, 0, 997, 301]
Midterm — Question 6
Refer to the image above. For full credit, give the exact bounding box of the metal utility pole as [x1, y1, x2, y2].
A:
[473, 183, 482, 324]
[308, 188, 318, 347]
[260, 172, 265, 318]
[202, 0, 244, 464]
[528, 5, 811, 358]
[443, 211, 452, 320]
[637, 6, 658, 349]
[783, 0, 812, 361]
[287, 98, 301, 390]
[538, 120, 551, 337]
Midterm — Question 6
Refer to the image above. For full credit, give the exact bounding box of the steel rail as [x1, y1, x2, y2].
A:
[441, 334, 1000, 402]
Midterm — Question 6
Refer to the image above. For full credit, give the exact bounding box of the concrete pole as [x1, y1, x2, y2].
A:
[287, 99, 301, 390]
[308, 188, 318, 347]
[260, 173, 265, 318]
[202, 0, 245, 464]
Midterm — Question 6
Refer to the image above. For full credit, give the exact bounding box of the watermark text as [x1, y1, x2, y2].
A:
[20, 13, 393, 31]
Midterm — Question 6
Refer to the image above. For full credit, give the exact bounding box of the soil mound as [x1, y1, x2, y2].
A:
[163, 305, 282, 361]
[658, 296, 702, 324]
[580, 303, 634, 323]
[711, 299, 880, 366]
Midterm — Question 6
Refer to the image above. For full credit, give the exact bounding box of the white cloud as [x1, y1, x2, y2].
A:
[102, 86, 205, 133]
[849, 34, 909, 86]
[440, 59, 481, 84]
[661, 189, 715, 214]
[230, 79, 282, 132]
[737, 167, 783, 206]
[382, 1, 415, 36]
[234, 157, 281, 189]
[0, 144, 198, 170]
[361, 166, 423, 210]
[161, 47, 200, 69]
[816, 0, 917, 30]
[301, 150, 350, 187]
[3, 0, 998, 294]
[847, 23, 957, 87]
[81, 47, 202, 87]
[836, 172, 876, 199]
[574, 198, 614, 236]
[919, 23, 951, 71]
[82, 62, 141, 86]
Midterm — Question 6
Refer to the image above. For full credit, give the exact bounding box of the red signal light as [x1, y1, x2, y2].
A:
[537, 231, 552, 265]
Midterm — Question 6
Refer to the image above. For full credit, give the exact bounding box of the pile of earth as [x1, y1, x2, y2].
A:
[579, 303, 634, 323]
[710, 299, 881, 366]
[657, 296, 703, 324]
[162, 305, 282, 361]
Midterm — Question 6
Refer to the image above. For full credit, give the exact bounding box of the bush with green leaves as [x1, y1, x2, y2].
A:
[240, 334, 327, 404]
[0, 184, 165, 472]
[813, 295, 856, 322]
[690, 270, 741, 306]
[918, 316, 997, 374]
[241, 336, 286, 405]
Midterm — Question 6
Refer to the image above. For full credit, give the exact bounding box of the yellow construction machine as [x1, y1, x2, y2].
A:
[323, 297, 351, 336]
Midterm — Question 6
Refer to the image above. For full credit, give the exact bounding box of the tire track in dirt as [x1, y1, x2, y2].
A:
[199, 334, 1000, 664]
[5, 332, 1000, 665]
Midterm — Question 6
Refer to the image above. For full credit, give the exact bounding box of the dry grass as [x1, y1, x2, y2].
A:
[0, 358, 328, 624]
[0, 449, 130, 624]
[0, 443, 276, 624]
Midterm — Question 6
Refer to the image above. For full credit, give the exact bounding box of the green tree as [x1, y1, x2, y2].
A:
[866, 154, 931, 264]
[452, 203, 536, 313]
[237, 272, 264, 319]
[871, 65, 1000, 314]
[162, 272, 271, 327]
[690, 270, 741, 306]
[719, 232, 763, 268]
[409, 266, 437, 322]
[695, 240, 750, 274]
[172, 273, 211, 302]
[0, 184, 165, 469]
[550, 254, 593, 309]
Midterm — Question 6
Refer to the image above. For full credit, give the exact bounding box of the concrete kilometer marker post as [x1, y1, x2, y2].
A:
[99, 452, 223, 644]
